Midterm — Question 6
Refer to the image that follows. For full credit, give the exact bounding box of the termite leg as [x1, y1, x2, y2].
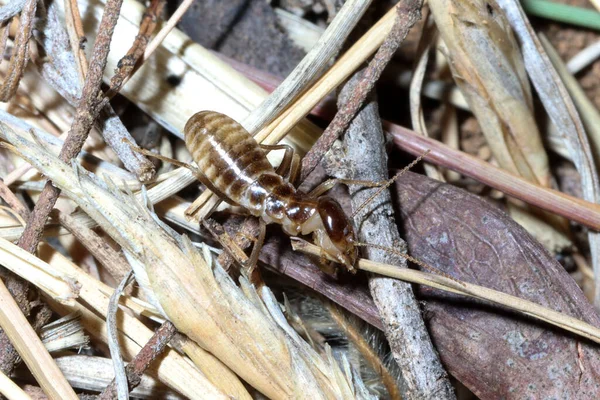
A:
[260, 143, 293, 177]
[288, 154, 301, 186]
[124, 139, 202, 175]
[245, 219, 266, 286]
[307, 177, 389, 198]
[317, 249, 337, 276]
[308, 150, 431, 198]
[126, 139, 237, 205]
[260, 143, 301, 185]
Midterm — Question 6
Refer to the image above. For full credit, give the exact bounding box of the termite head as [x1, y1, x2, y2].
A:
[313, 196, 358, 273]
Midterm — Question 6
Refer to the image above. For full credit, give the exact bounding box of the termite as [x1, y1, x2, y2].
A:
[129, 110, 428, 275]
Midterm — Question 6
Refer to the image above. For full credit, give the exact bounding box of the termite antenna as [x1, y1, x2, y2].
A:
[354, 241, 465, 287]
[352, 149, 430, 218]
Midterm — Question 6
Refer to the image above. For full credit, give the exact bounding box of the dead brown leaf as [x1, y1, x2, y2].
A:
[394, 171, 600, 399]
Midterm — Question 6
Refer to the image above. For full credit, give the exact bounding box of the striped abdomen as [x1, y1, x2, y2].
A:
[184, 111, 316, 232]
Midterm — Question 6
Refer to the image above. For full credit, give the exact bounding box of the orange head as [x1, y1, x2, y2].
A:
[314, 196, 358, 273]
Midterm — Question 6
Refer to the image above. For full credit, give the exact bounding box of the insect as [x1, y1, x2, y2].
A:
[130, 111, 427, 275]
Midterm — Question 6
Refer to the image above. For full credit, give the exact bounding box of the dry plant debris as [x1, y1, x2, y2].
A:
[0, 0, 600, 399]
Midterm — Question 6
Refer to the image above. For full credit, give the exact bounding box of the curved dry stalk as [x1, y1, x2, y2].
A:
[386, 122, 600, 231]
[292, 239, 600, 345]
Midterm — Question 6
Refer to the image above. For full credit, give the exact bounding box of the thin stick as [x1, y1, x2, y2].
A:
[17, 0, 125, 254]
[112, 0, 195, 94]
[98, 322, 177, 400]
[104, 0, 166, 99]
[0, 0, 36, 101]
[292, 239, 600, 345]
[300, 1, 423, 181]
[0, 179, 29, 220]
[386, 121, 600, 231]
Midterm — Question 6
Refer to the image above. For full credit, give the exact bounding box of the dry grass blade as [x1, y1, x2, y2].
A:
[0, 267, 77, 399]
[50, 300, 227, 399]
[0, 237, 79, 304]
[0, 369, 31, 400]
[29, 238, 230, 399]
[409, 12, 444, 181]
[48, 355, 182, 399]
[106, 271, 135, 400]
[539, 35, 600, 172]
[243, 0, 374, 133]
[40, 312, 89, 353]
[292, 239, 600, 345]
[496, 0, 600, 306]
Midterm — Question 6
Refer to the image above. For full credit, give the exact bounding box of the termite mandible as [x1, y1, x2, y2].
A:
[130, 111, 427, 275]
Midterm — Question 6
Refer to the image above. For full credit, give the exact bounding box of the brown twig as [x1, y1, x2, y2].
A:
[104, 0, 166, 99]
[0, 20, 11, 65]
[17, 0, 125, 254]
[0, 0, 36, 101]
[97, 321, 177, 400]
[0, 179, 29, 220]
[386, 121, 600, 231]
[57, 210, 129, 282]
[300, 2, 422, 181]
[105, 0, 195, 98]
